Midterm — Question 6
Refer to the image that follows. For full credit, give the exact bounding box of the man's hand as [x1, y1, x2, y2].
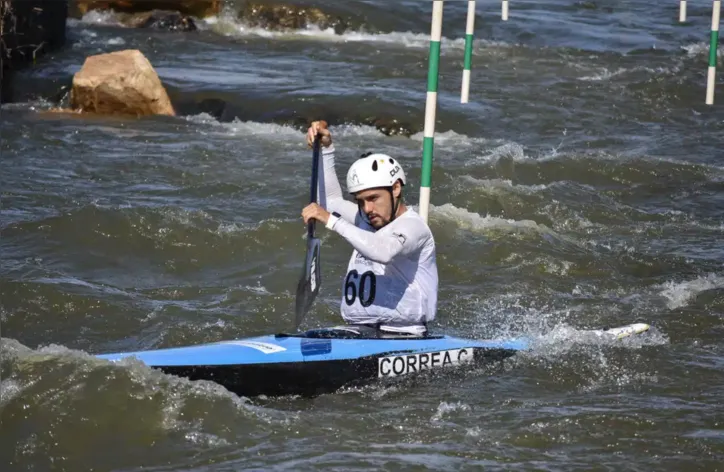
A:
[302, 203, 331, 226]
[307, 120, 332, 148]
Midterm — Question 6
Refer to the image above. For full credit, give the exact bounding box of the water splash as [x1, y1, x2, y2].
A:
[657, 273, 724, 310]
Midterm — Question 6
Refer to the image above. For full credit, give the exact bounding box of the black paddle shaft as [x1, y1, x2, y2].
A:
[308, 136, 321, 236]
[294, 134, 323, 331]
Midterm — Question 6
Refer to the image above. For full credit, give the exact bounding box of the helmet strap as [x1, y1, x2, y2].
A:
[388, 187, 401, 223]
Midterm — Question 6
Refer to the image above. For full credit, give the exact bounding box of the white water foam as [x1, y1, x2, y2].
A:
[409, 129, 495, 148]
[78, 10, 124, 27]
[0, 378, 26, 407]
[657, 273, 724, 310]
[578, 67, 630, 82]
[475, 142, 529, 163]
[185, 114, 302, 138]
[70, 27, 126, 48]
[76, 8, 513, 52]
[184, 114, 384, 140]
[461, 176, 550, 194]
[333, 123, 388, 137]
[202, 13, 511, 52]
[578, 64, 681, 82]
[682, 42, 724, 59]
[430, 203, 550, 235]
[431, 401, 471, 422]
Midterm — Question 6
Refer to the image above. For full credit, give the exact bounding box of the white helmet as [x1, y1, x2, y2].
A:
[346, 153, 406, 194]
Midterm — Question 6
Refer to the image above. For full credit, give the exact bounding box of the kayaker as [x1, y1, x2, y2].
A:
[301, 120, 438, 336]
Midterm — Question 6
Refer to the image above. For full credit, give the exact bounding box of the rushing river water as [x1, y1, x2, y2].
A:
[1, 1, 723, 470]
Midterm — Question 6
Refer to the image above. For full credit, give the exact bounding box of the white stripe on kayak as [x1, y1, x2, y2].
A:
[219, 341, 287, 353]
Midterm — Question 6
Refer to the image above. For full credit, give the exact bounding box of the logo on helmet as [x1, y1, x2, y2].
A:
[389, 165, 401, 177]
[350, 171, 360, 185]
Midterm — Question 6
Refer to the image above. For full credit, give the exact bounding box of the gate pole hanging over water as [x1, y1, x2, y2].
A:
[706, 1, 721, 105]
[419, 0, 443, 224]
[502, 1, 509, 21]
[461, 1, 476, 104]
[680, 1, 687, 23]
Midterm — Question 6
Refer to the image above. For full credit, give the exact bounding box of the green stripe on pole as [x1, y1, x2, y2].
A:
[710, 30, 720, 68]
[427, 41, 441, 92]
[464, 34, 474, 70]
[421, 137, 435, 188]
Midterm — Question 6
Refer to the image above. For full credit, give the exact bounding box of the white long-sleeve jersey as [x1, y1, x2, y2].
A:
[316, 145, 438, 326]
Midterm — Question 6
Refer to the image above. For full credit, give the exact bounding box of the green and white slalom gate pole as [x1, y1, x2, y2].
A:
[680, 1, 687, 23]
[461, 1, 476, 104]
[706, 1, 721, 105]
[420, 0, 443, 224]
[502, 0, 509, 21]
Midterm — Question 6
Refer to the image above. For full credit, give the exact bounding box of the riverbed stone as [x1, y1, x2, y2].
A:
[70, 49, 175, 117]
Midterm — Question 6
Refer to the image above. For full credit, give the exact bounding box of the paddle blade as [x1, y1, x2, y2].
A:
[294, 236, 321, 330]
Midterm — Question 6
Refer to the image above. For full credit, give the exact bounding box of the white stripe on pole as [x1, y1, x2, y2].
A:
[461, 1, 475, 103]
[430, 2, 443, 44]
[680, 1, 687, 22]
[424, 90, 439, 141]
[706, 1, 721, 105]
[419, 187, 431, 222]
[707, 67, 717, 105]
[461, 70, 471, 103]
[502, 0, 509, 21]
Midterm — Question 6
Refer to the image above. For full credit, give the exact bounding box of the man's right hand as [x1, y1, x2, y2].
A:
[307, 120, 332, 148]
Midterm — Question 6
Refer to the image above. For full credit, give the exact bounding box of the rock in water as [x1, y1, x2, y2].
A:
[139, 11, 196, 31]
[120, 10, 197, 31]
[73, 0, 220, 18]
[70, 49, 175, 117]
[239, 2, 349, 34]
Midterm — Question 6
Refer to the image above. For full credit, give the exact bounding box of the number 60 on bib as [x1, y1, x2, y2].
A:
[344, 269, 377, 307]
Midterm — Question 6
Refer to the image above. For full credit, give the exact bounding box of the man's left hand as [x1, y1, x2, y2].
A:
[302, 203, 330, 225]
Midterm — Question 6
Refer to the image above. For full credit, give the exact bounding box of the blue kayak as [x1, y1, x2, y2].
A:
[95, 323, 649, 397]
[95, 325, 528, 397]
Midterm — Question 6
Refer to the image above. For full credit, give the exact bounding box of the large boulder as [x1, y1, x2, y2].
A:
[73, 0, 220, 18]
[70, 49, 175, 116]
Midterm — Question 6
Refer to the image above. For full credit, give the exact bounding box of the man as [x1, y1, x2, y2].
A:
[301, 120, 438, 336]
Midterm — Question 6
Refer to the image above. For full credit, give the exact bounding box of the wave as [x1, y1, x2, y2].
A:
[657, 273, 724, 310]
[75, 9, 513, 53]
[577, 64, 682, 82]
[682, 42, 724, 59]
[185, 113, 382, 138]
[431, 202, 546, 232]
[203, 13, 511, 51]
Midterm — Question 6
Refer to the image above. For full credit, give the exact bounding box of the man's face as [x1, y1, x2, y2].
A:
[354, 183, 401, 229]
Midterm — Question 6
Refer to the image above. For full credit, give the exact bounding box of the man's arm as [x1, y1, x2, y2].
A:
[325, 215, 427, 264]
[317, 145, 359, 223]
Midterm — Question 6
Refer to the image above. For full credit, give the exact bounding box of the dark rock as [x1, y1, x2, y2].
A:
[72, 0, 220, 19]
[121, 10, 197, 31]
[239, 2, 351, 35]
[194, 97, 228, 120]
[365, 117, 417, 137]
